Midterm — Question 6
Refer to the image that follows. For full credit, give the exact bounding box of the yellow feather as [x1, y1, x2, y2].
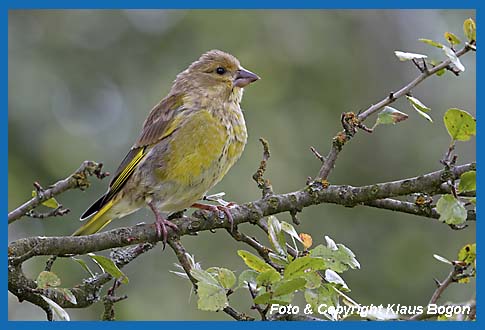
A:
[72, 199, 115, 236]
[159, 110, 228, 185]
[110, 148, 145, 195]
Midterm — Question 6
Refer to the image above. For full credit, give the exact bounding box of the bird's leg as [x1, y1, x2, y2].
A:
[191, 202, 235, 232]
[147, 202, 178, 249]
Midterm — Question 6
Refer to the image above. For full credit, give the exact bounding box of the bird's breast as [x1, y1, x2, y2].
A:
[157, 107, 246, 188]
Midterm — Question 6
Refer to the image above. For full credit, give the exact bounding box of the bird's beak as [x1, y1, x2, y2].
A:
[233, 68, 260, 88]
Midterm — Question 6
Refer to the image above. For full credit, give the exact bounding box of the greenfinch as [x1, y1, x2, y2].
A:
[73, 50, 260, 244]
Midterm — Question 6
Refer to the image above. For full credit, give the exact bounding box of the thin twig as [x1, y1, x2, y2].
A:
[8, 161, 109, 224]
[364, 198, 475, 221]
[409, 263, 467, 320]
[9, 242, 154, 313]
[252, 137, 273, 198]
[317, 44, 473, 180]
[44, 256, 57, 272]
[223, 306, 255, 321]
[167, 237, 253, 321]
[227, 228, 282, 271]
[167, 238, 198, 289]
[248, 284, 269, 320]
[27, 206, 71, 219]
[310, 146, 325, 163]
[102, 279, 128, 321]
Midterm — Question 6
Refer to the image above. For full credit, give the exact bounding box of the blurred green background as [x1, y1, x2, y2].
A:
[8, 10, 475, 320]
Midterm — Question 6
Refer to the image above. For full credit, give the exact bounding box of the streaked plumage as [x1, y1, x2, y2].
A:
[73, 50, 259, 241]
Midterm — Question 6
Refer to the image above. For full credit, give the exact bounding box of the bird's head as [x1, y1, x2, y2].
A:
[174, 50, 260, 102]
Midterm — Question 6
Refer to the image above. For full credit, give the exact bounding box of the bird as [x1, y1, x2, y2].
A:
[72, 49, 260, 246]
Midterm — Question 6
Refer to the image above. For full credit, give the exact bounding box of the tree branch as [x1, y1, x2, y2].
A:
[167, 237, 254, 321]
[227, 228, 282, 271]
[8, 163, 474, 261]
[409, 262, 470, 321]
[364, 198, 475, 221]
[8, 242, 155, 315]
[9, 162, 473, 315]
[8, 161, 109, 224]
[316, 44, 474, 180]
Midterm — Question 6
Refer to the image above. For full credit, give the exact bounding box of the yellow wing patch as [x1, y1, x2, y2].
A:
[107, 147, 146, 201]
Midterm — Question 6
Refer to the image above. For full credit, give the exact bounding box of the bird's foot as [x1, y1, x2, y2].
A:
[191, 202, 236, 232]
[154, 218, 179, 249]
[148, 202, 179, 249]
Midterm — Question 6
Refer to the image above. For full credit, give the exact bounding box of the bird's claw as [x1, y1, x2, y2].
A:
[154, 219, 179, 250]
[217, 205, 235, 232]
[191, 202, 236, 232]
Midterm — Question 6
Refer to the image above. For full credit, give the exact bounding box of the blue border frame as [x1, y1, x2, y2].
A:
[4, 0, 480, 328]
[2, 0, 479, 9]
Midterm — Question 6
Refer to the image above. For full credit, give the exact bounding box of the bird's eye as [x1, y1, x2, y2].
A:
[215, 67, 226, 75]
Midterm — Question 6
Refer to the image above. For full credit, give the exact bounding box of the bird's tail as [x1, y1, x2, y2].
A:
[72, 200, 115, 236]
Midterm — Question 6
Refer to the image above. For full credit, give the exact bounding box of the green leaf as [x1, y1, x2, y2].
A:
[405, 95, 432, 122]
[284, 255, 326, 279]
[253, 292, 272, 305]
[191, 268, 219, 286]
[415, 109, 433, 122]
[268, 252, 289, 267]
[269, 293, 294, 305]
[256, 268, 281, 287]
[310, 237, 360, 273]
[87, 253, 128, 284]
[324, 269, 349, 291]
[31, 190, 60, 209]
[206, 267, 236, 289]
[458, 171, 476, 193]
[267, 216, 287, 256]
[374, 106, 409, 127]
[280, 221, 303, 243]
[463, 18, 476, 42]
[36, 271, 61, 289]
[54, 288, 77, 305]
[237, 269, 259, 289]
[430, 60, 446, 76]
[444, 32, 461, 46]
[217, 268, 236, 289]
[444, 108, 476, 141]
[40, 295, 71, 321]
[394, 51, 427, 61]
[433, 254, 453, 265]
[170, 270, 190, 280]
[304, 285, 340, 320]
[442, 46, 465, 72]
[324, 235, 338, 250]
[302, 270, 322, 289]
[436, 194, 467, 225]
[197, 282, 228, 311]
[237, 250, 274, 273]
[458, 243, 476, 265]
[273, 278, 307, 297]
[406, 95, 430, 113]
[418, 38, 443, 48]
[71, 257, 95, 277]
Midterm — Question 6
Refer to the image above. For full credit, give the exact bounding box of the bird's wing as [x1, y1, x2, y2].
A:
[80, 93, 186, 220]
[109, 93, 186, 197]
[133, 93, 186, 148]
